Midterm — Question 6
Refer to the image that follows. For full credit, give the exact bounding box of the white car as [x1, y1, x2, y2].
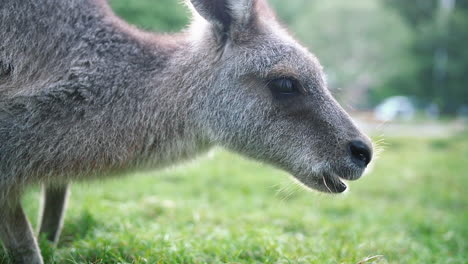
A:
[374, 96, 416, 122]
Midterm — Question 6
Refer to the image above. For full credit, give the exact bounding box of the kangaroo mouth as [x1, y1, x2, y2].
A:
[317, 164, 367, 193]
[293, 171, 348, 194]
[321, 172, 348, 193]
[294, 168, 364, 194]
[285, 160, 366, 194]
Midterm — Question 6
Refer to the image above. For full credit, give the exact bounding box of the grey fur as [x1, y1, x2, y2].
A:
[0, 0, 372, 263]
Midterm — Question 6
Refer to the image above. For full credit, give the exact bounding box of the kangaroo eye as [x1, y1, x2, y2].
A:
[269, 78, 299, 97]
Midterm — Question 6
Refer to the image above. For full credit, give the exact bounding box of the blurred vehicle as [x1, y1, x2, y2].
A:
[374, 96, 416, 122]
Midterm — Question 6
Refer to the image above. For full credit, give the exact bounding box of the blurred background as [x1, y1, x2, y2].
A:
[6, 1, 466, 263]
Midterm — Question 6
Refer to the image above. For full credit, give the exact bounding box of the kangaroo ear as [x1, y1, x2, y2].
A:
[189, 0, 254, 33]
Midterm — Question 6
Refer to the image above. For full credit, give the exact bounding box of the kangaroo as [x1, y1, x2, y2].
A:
[0, 0, 373, 263]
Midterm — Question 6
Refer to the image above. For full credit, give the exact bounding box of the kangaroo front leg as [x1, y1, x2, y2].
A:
[38, 184, 70, 244]
[0, 200, 44, 264]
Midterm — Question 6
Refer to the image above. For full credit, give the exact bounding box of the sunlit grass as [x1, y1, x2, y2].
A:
[1, 133, 466, 263]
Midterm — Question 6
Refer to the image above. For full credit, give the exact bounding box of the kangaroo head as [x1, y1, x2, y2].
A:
[187, 0, 373, 193]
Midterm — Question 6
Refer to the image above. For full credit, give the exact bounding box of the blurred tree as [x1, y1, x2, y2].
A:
[380, 0, 468, 114]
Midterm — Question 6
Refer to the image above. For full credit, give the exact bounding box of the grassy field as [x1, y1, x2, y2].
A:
[1, 132, 466, 263]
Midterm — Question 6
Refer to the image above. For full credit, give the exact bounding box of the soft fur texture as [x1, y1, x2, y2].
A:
[0, 0, 372, 263]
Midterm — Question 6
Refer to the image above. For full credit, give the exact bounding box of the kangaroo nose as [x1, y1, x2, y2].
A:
[348, 140, 372, 168]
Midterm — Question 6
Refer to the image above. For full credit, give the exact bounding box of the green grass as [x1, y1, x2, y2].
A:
[1, 133, 467, 263]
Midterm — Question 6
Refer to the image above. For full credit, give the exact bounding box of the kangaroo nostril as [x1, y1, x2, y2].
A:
[348, 140, 372, 168]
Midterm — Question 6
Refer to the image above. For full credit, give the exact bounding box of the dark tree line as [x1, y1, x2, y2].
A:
[380, 0, 468, 114]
